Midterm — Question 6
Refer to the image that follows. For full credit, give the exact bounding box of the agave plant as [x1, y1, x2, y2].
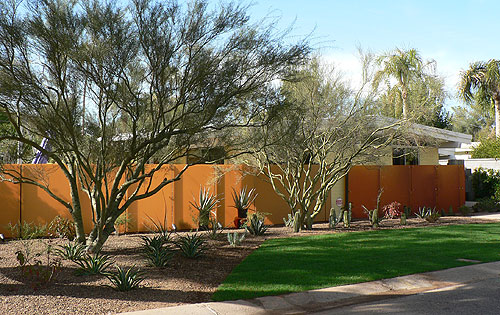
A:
[245, 213, 268, 236]
[232, 187, 257, 219]
[75, 253, 113, 276]
[190, 187, 219, 230]
[140, 235, 173, 267]
[106, 266, 145, 291]
[54, 241, 86, 262]
[175, 233, 206, 259]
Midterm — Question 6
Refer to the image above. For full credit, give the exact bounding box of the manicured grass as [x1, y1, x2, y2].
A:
[212, 223, 500, 301]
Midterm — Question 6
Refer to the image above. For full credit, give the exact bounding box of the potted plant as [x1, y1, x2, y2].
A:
[232, 186, 257, 220]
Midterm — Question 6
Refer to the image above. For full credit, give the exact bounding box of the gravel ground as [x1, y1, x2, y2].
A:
[0, 215, 495, 315]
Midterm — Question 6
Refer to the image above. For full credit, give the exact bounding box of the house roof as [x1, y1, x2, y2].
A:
[408, 123, 472, 147]
[377, 116, 472, 148]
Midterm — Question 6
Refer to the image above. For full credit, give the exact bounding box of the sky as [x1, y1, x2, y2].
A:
[247, 0, 500, 110]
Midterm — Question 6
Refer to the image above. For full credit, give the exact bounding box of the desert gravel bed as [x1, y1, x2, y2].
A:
[0, 215, 495, 315]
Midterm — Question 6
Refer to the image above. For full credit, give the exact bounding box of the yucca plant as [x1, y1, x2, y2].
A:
[54, 241, 86, 262]
[140, 235, 173, 267]
[206, 217, 224, 240]
[190, 187, 219, 230]
[145, 212, 171, 242]
[227, 232, 245, 247]
[106, 266, 145, 291]
[245, 213, 267, 236]
[232, 187, 257, 218]
[75, 253, 113, 276]
[175, 233, 205, 259]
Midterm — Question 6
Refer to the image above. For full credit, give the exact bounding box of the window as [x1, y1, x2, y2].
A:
[392, 147, 418, 165]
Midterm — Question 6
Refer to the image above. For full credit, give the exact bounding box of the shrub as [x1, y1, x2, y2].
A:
[75, 253, 113, 276]
[54, 241, 86, 262]
[471, 168, 500, 200]
[227, 232, 245, 247]
[114, 213, 133, 235]
[382, 201, 402, 219]
[48, 216, 76, 240]
[458, 205, 471, 216]
[15, 239, 61, 289]
[175, 233, 205, 259]
[106, 266, 145, 291]
[472, 198, 500, 213]
[245, 213, 268, 236]
[471, 138, 500, 159]
[8, 221, 47, 240]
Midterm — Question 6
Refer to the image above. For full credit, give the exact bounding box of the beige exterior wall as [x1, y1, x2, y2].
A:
[361, 147, 392, 166]
[330, 177, 346, 217]
[418, 147, 438, 165]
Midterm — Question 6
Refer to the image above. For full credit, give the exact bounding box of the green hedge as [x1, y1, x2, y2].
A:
[472, 138, 500, 158]
[471, 167, 500, 200]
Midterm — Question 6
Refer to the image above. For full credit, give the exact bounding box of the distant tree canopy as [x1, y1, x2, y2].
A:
[373, 47, 450, 129]
[458, 59, 500, 138]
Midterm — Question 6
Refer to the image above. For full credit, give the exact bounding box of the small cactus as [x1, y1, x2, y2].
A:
[400, 212, 407, 225]
[227, 232, 245, 247]
[292, 212, 301, 232]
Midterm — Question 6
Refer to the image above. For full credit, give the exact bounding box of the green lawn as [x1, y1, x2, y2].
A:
[212, 223, 500, 301]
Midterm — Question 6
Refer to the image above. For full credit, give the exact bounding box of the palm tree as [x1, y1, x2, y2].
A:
[458, 59, 500, 138]
[374, 48, 433, 119]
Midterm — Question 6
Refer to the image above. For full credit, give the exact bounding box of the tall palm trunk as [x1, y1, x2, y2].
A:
[401, 86, 408, 119]
[494, 91, 500, 138]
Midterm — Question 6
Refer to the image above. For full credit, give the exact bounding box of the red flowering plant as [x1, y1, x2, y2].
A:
[382, 201, 402, 219]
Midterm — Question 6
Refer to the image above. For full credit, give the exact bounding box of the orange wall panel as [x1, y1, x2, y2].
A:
[126, 165, 175, 233]
[0, 165, 21, 237]
[380, 166, 411, 209]
[21, 165, 73, 226]
[410, 166, 437, 212]
[348, 166, 380, 218]
[436, 165, 465, 213]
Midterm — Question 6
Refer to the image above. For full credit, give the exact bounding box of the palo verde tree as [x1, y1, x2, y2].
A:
[458, 59, 500, 138]
[0, 0, 309, 251]
[246, 58, 401, 232]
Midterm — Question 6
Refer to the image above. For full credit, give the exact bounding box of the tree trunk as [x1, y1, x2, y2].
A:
[69, 182, 86, 244]
[86, 222, 114, 253]
[401, 87, 408, 119]
[71, 204, 86, 244]
[495, 98, 500, 138]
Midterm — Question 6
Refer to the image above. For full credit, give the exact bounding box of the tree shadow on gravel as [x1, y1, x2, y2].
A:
[0, 266, 93, 285]
[0, 282, 211, 304]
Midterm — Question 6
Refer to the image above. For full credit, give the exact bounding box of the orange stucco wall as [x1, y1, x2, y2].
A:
[347, 165, 466, 218]
[0, 164, 465, 237]
[0, 164, 331, 237]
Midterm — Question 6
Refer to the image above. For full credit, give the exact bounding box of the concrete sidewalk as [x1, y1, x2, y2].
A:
[120, 260, 500, 315]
